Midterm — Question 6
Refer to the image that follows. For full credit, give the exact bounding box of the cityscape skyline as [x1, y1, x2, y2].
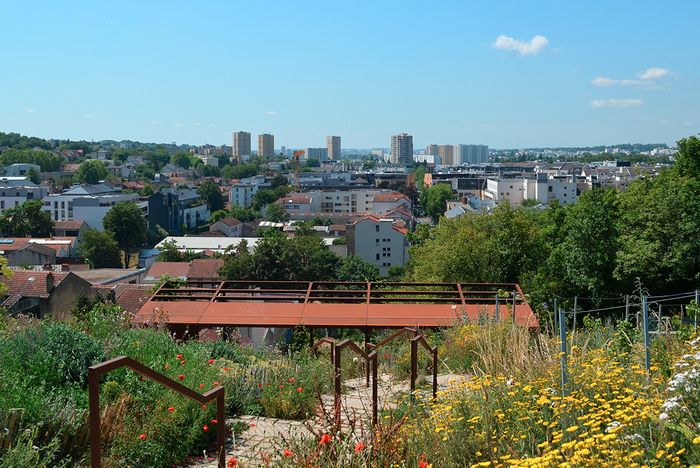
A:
[2, 1, 698, 149]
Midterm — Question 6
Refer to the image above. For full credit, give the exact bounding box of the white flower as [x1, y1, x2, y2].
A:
[659, 412, 669, 421]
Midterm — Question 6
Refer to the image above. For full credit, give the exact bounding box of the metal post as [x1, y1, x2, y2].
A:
[432, 348, 438, 399]
[494, 294, 499, 321]
[371, 355, 378, 426]
[512, 289, 517, 324]
[217, 395, 225, 468]
[334, 346, 342, 428]
[410, 338, 418, 397]
[553, 298, 558, 334]
[643, 295, 651, 374]
[624, 295, 630, 322]
[559, 308, 568, 396]
[308, 328, 314, 350]
[659, 304, 663, 335]
[695, 289, 699, 335]
[572, 296, 578, 334]
[364, 328, 371, 388]
[89, 368, 100, 468]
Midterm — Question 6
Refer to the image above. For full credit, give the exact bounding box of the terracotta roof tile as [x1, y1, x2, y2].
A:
[187, 259, 224, 280]
[1, 270, 69, 299]
[146, 262, 190, 279]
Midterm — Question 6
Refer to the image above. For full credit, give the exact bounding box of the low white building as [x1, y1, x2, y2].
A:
[230, 183, 259, 208]
[346, 215, 408, 275]
[42, 184, 139, 230]
[0, 178, 48, 212]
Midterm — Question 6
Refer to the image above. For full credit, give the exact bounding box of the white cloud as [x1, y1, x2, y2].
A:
[265, 110, 278, 116]
[25, 108, 35, 113]
[638, 67, 668, 80]
[591, 77, 617, 87]
[492, 35, 549, 55]
[84, 114, 95, 119]
[590, 98, 643, 109]
[193, 122, 202, 127]
[174, 122, 184, 127]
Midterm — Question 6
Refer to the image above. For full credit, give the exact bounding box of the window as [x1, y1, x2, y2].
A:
[376, 254, 380, 260]
[375, 225, 379, 232]
[376, 238, 379, 243]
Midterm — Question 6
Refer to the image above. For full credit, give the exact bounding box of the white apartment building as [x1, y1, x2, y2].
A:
[229, 183, 259, 208]
[346, 216, 409, 275]
[42, 184, 139, 230]
[0, 178, 48, 212]
[484, 175, 577, 206]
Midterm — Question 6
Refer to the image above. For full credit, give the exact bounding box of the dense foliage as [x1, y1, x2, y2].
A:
[74, 160, 108, 184]
[78, 229, 122, 268]
[0, 149, 63, 171]
[0, 200, 54, 237]
[103, 201, 147, 268]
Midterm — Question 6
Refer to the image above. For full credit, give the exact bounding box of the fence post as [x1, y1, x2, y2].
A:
[572, 296, 578, 334]
[216, 394, 226, 468]
[643, 295, 651, 375]
[625, 295, 630, 322]
[659, 304, 663, 334]
[371, 354, 378, 426]
[410, 338, 418, 398]
[512, 289, 517, 325]
[89, 368, 101, 468]
[559, 307, 568, 396]
[695, 290, 699, 335]
[494, 294, 499, 321]
[334, 346, 342, 428]
[553, 298, 558, 334]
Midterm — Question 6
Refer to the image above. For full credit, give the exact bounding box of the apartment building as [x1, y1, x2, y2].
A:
[258, 133, 274, 158]
[233, 131, 251, 161]
[346, 216, 409, 275]
[326, 136, 341, 160]
[390, 133, 413, 166]
[0, 178, 48, 212]
[41, 184, 139, 230]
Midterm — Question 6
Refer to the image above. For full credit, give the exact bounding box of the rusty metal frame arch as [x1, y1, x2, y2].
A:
[332, 339, 379, 428]
[88, 356, 226, 468]
[410, 334, 439, 399]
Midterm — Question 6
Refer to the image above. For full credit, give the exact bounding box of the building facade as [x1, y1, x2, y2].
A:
[326, 136, 341, 160]
[233, 131, 251, 161]
[390, 133, 413, 166]
[346, 216, 408, 275]
[41, 184, 139, 230]
[0, 178, 48, 213]
[305, 147, 328, 161]
[258, 133, 274, 158]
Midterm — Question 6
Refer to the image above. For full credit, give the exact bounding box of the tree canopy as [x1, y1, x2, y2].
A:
[0, 200, 54, 237]
[75, 160, 108, 184]
[78, 229, 122, 268]
[0, 149, 63, 172]
[103, 201, 147, 268]
[197, 180, 225, 212]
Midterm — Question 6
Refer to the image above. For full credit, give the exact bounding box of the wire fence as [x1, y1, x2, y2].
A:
[555, 291, 700, 397]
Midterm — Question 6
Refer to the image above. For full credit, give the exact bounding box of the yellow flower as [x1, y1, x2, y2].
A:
[693, 436, 700, 445]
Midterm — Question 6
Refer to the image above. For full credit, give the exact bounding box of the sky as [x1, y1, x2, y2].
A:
[1, 0, 699, 150]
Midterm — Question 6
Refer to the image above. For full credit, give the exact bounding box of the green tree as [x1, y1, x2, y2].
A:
[549, 189, 620, 304]
[252, 188, 281, 211]
[103, 201, 147, 267]
[197, 180, 225, 212]
[264, 203, 288, 222]
[336, 255, 380, 282]
[270, 174, 289, 189]
[674, 135, 700, 178]
[406, 203, 546, 284]
[211, 206, 259, 223]
[171, 152, 192, 169]
[156, 239, 203, 262]
[0, 149, 63, 171]
[421, 183, 454, 223]
[26, 167, 40, 184]
[75, 160, 109, 184]
[0, 200, 53, 237]
[78, 229, 122, 268]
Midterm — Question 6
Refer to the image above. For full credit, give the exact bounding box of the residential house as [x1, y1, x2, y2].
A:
[148, 188, 210, 234]
[0, 270, 94, 320]
[0, 177, 49, 213]
[372, 193, 412, 214]
[41, 184, 139, 230]
[6, 243, 56, 266]
[1, 163, 41, 177]
[346, 215, 409, 275]
[209, 217, 243, 237]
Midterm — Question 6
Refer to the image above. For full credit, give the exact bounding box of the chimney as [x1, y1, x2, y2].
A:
[46, 272, 55, 293]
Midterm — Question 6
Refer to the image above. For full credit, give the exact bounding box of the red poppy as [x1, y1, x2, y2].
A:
[178, 374, 185, 381]
[418, 454, 429, 468]
[176, 353, 183, 360]
[201, 404, 207, 410]
[199, 383, 205, 389]
[287, 377, 295, 383]
[227, 457, 237, 467]
[354, 441, 366, 453]
[164, 364, 170, 370]
[296, 387, 303, 393]
[211, 419, 218, 424]
[283, 448, 294, 457]
[203, 424, 209, 432]
[167, 407, 175, 413]
[139, 433, 147, 440]
[223, 367, 229, 371]
[208, 359, 215, 364]
[180, 360, 186, 365]
[213, 381, 220, 386]
[257, 383, 263, 388]
[319, 433, 332, 445]
[249, 423, 256, 428]
[279, 385, 285, 389]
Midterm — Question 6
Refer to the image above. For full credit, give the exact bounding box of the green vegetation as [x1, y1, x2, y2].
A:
[103, 201, 147, 268]
[0, 132, 52, 150]
[156, 239, 203, 262]
[0, 200, 54, 237]
[0, 149, 63, 171]
[74, 160, 108, 184]
[78, 229, 122, 268]
[420, 183, 454, 222]
[197, 180, 225, 212]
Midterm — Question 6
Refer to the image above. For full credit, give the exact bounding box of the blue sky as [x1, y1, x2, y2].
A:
[1, 0, 698, 149]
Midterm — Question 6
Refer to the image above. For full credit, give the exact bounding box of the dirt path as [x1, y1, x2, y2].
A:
[190, 374, 467, 467]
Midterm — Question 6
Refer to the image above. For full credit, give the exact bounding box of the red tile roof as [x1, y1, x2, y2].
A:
[1, 270, 69, 301]
[217, 217, 242, 227]
[278, 194, 312, 205]
[115, 284, 153, 316]
[373, 193, 409, 203]
[146, 262, 190, 279]
[187, 259, 224, 280]
[54, 219, 86, 231]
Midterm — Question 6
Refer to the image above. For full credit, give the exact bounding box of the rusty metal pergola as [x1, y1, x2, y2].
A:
[134, 280, 539, 329]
